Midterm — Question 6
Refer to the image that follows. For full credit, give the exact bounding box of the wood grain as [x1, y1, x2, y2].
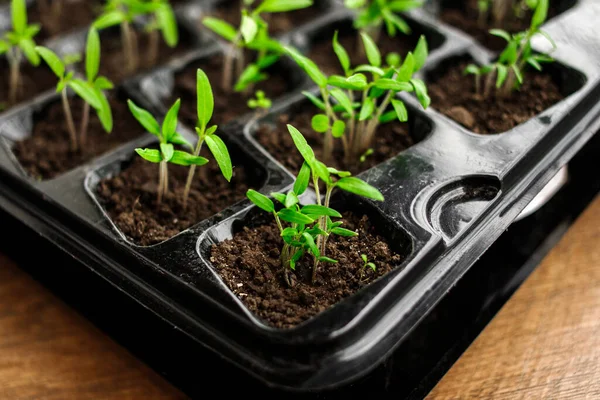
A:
[0, 253, 187, 400]
[427, 194, 600, 400]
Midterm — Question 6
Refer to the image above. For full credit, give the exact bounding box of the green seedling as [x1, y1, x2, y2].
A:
[129, 98, 206, 204]
[465, 0, 554, 97]
[477, 0, 539, 26]
[360, 253, 376, 281]
[247, 124, 384, 286]
[344, 0, 423, 44]
[247, 89, 272, 117]
[35, 37, 113, 152]
[202, 0, 313, 92]
[93, 0, 178, 74]
[182, 68, 233, 208]
[0, 0, 40, 106]
[286, 31, 430, 164]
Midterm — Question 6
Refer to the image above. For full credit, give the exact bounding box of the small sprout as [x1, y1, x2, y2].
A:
[247, 90, 272, 117]
[182, 68, 233, 208]
[94, 0, 179, 74]
[359, 148, 374, 163]
[286, 31, 430, 165]
[247, 124, 383, 286]
[359, 253, 376, 281]
[465, 0, 554, 98]
[0, 0, 41, 106]
[202, 0, 313, 92]
[344, 0, 423, 43]
[35, 29, 113, 153]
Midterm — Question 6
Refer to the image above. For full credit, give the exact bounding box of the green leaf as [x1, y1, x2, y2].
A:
[344, 0, 366, 9]
[162, 99, 180, 138]
[135, 148, 162, 163]
[332, 119, 345, 138]
[359, 97, 375, 121]
[410, 79, 430, 109]
[499, 40, 518, 64]
[391, 99, 408, 122]
[331, 227, 358, 237]
[496, 64, 508, 88]
[281, 227, 298, 238]
[270, 192, 287, 204]
[202, 17, 237, 41]
[464, 64, 481, 75]
[19, 38, 39, 66]
[294, 162, 311, 195]
[332, 30, 350, 74]
[300, 205, 342, 218]
[170, 150, 209, 166]
[327, 167, 351, 178]
[374, 79, 412, 91]
[205, 134, 232, 182]
[311, 114, 329, 133]
[24, 23, 40, 39]
[313, 161, 331, 184]
[93, 10, 126, 30]
[86, 27, 100, 82]
[379, 110, 396, 123]
[156, 3, 178, 47]
[328, 74, 367, 90]
[360, 31, 381, 67]
[160, 142, 174, 161]
[302, 91, 325, 110]
[94, 76, 114, 91]
[336, 177, 384, 201]
[247, 189, 274, 212]
[284, 190, 299, 208]
[196, 68, 214, 130]
[532, 0, 548, 28]
[256, 0, 313, 13]
[302, 232, 320, 258]
[489, 29, 511, 42]
[413, 35, 428, 71]
[12, 0, 26, 34]
[330, 88, 354, 115]
[397, 52, 415, 82]
[68, 80, 102, 110]
[241, 15, 258, 44]
[278, 209, 315, 224]
[128, 100, 160, 136]
[388, 0, 424, 12]
[289, 249, 304, 270]
[538, 30, 556, 50]
[382, 9, 411, 35]
[512, 65, 523, 84]
[35, 46, 63, 77]
[287, 124, 315, 165]
[319, 256, 338, 263]
[235, 64, 264, 92]
[95, 90, 113, 133]
[526, 57, 543, 71]
[354, 64, 385, 76]
[169, 132, 192, 149]
[285, 46, 327, 88]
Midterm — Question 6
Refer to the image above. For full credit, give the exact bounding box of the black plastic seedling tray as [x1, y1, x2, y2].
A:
[1, 0, 599, 392]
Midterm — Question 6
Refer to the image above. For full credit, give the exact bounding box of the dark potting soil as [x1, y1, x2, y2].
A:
[13, 96, 145, 180]
[170, 55, 291, 127]
[211, 0, 323, 35]
[96, 150, 255, 246]
[28, 0, 100, 41]
[440, 0, 560, 51]
[0, 61, 55, 112]
[428, 58, 563, 134]
[255, 105, 416, 175]
[210, 212, 405, 328]
[97, 27, 194, 84]
[309, 29, 422, 76]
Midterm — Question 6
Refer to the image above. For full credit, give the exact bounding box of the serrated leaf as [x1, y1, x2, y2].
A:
[360, 31, 381, 67]
[391, 99, 408, 122]
[300, 205, 342, 218]
[135, 148, 162, 163]
[170, 150, 209, 166]
[160, 142, 174, 161]
[202, 17, 237, 41]
[294, 162, 311, 196]
[332, 30, 350, 74]
[332, 119, 345, 138]
[196, 68, 213, 129]
[287, 124, 315, 165]
[241, 15, 258, 44]
[35, 46, 64, 78]
[336, 177, 384, 201]
[205, 134, 232, 182]
[311, 114, 329, 133]
[278, 209, 315, 224]
[128, 100, 160, 136]
[247, 189, 274, 212]
[86, 27, 100, 81]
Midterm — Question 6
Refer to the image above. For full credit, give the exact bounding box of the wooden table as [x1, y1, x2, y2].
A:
[0, 196, 599, 399]
[427, 194, 600, 399]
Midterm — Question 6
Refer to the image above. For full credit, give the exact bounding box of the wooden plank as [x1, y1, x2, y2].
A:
[427, 194, 600, 399]
[0, 253, 187, 400]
